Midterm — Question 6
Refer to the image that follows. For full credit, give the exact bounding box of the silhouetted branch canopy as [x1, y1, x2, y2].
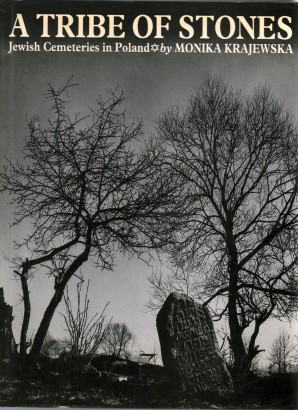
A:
[1, 79, 184, 272]
[153, 76, 298, 325]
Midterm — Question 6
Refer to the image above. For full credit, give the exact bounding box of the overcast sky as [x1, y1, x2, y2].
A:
[1, 1, 298, 365]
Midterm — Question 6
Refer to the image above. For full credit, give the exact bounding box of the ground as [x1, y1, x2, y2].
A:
[0, 356, 297, 408]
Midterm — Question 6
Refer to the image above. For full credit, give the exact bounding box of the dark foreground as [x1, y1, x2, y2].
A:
[0, 357, 297, 408]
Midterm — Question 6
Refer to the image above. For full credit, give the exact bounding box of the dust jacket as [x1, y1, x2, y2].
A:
[0, 1, 298, 408]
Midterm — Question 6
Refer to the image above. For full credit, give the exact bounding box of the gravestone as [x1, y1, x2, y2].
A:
[0, 287, 16, 362]
[157, 292, 233, 396]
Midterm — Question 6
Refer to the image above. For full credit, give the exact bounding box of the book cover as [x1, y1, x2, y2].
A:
[0, 1, 297, 408]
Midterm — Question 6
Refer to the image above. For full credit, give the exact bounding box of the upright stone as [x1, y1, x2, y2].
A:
[0, 288, 16, 362]
[157, 292, 233, 396]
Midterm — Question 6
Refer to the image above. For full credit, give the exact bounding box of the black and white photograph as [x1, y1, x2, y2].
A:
[0, 1, 298, 407]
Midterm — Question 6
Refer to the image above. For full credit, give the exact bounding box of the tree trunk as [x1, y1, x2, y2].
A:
[226, 234, 248, 388]
[29, 241, 91, 361]
[29, 286, 64, 360]
[19, 270, 31, 357]
[228, 273, 248, 387]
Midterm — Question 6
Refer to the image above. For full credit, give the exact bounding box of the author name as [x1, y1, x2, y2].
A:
[8, 40, 294, 56]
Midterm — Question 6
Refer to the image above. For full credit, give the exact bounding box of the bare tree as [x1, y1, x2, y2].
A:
[101, 322, 135, 359]
[218, 327, 261, 374]
[146, 266, 201, 311]
[1, 78, 180, 360]
[61, 280, 110, 362]
[268, 330, 296, 373]
[152, 76, 298, 384]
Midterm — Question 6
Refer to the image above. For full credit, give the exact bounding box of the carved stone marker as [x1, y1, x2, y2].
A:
[157, 292, 233, 396]
[0, 288, 16, 362]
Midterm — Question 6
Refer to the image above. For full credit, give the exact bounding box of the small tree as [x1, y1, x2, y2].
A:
[268, 330, 296, 373]
[61, 280, 110, 362]
[146, 267, 201, 311]
[1, 78, 180, 360]
[101, 322, 135, 359]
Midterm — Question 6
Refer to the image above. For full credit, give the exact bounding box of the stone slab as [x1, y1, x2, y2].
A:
[156, 292, 234, 396]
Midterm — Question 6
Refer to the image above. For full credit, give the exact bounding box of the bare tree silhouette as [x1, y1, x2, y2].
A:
[1, 78, 180, 360]
[268, 330, 296, 373]
[101, 322, 135, 359]
[62, 280, 111, 362]
[150, 76, 298, 384]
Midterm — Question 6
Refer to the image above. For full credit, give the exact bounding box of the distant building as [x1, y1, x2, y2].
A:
[138, 352, 157, 365]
